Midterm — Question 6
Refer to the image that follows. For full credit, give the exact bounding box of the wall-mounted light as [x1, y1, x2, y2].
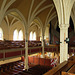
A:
[64, 38, 69, 43]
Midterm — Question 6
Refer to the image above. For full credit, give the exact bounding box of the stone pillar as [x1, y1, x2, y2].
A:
[59, 24, 69, 63]
[42, 29, 45, 57]
[45, 26, 49, 44]
[24, 31, 29, 70]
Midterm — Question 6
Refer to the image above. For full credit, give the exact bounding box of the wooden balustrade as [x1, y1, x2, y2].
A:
[0, 46, 42, 61]
[45, 45, 59, 53]
[0, 41, 59, 61]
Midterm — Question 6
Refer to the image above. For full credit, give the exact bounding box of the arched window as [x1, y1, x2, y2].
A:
[18, 30, 23, 40]
[30, 31, 33, 40]
[13, 29, 18, 41]
[33, 32, 36, 40]
[0, 28, 3, 40]
[29, 31, 36, 40]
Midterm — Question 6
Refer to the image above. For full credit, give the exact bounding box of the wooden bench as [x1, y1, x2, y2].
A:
[62, 64, 75, 75]
[44, 61, 68, 75]
[62, 72, 75, 75]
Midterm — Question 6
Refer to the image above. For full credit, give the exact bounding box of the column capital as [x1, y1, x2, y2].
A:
[59, 24, 69, 29]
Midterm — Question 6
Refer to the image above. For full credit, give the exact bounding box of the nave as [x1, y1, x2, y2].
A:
[0, 55, 52, 75]
[0, 0, 75, 75]
[0, 52, 75, 75]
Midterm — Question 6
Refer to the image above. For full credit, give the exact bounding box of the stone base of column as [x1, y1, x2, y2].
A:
[24, 64, 29, 70]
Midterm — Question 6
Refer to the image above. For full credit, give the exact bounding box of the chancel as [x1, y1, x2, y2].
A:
[0, 0, 75, 75]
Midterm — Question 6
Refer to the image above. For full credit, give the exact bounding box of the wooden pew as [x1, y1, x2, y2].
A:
[44, 61, 68, 75]
[68, 65, 75, 73]
[62, 65, 75, 75]
[62, 72, 75, 75]
[44, 56, 75, 75]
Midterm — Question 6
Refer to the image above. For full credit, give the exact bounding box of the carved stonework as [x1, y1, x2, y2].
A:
[59, 24, 69, 30]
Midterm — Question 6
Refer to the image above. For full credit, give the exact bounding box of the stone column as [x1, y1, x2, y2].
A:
[25, 31, 29, 70]
[45, 26, 49, 44]
[42, 29, 45, 57]
[59, 24, 69, 63]
[8, 26, 10, 40]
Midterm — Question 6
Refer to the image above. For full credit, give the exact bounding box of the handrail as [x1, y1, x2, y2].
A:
[62, 72, 75, 75]
[68, 65, 75, 73]
[0, 46, 42, 53]
[44, 61, 68, 75]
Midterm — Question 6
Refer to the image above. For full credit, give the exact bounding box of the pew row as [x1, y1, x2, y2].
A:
[62, 65, 75, 75]
[62, 56, 75, 75]
[62, 72, 75, 75]
[44, 61, 68, 75]
[44, 56, 75, 75]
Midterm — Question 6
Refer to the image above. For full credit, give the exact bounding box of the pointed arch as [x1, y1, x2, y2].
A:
[28, 0, 34, 22]
[53, 0, 62, 24]
[45, 6, 54, 26]
[33, 4, 53, 21]
[5, 9, 26, 29]
[67, 0, 75, 24]
[31, 0, 46, 19]
[0, 0, 16, 25]
[35, 17, 43, 28]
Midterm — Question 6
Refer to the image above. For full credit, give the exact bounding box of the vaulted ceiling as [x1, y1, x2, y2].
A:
[0, 0, 75, 32]
[4, 0, 57, 28]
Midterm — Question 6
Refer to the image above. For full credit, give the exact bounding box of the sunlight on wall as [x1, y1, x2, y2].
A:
[33, 32, 36, 40]
[30, 31, 33, 40]
[13, 29, 23, 41]
[18, 30, 23, 40]
[30, 31, 36, 41]
[13, 29, 18, 41]
[0, 27, 3, 40]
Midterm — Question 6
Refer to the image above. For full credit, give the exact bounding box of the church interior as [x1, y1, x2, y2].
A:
[0, 0, 75, 75]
